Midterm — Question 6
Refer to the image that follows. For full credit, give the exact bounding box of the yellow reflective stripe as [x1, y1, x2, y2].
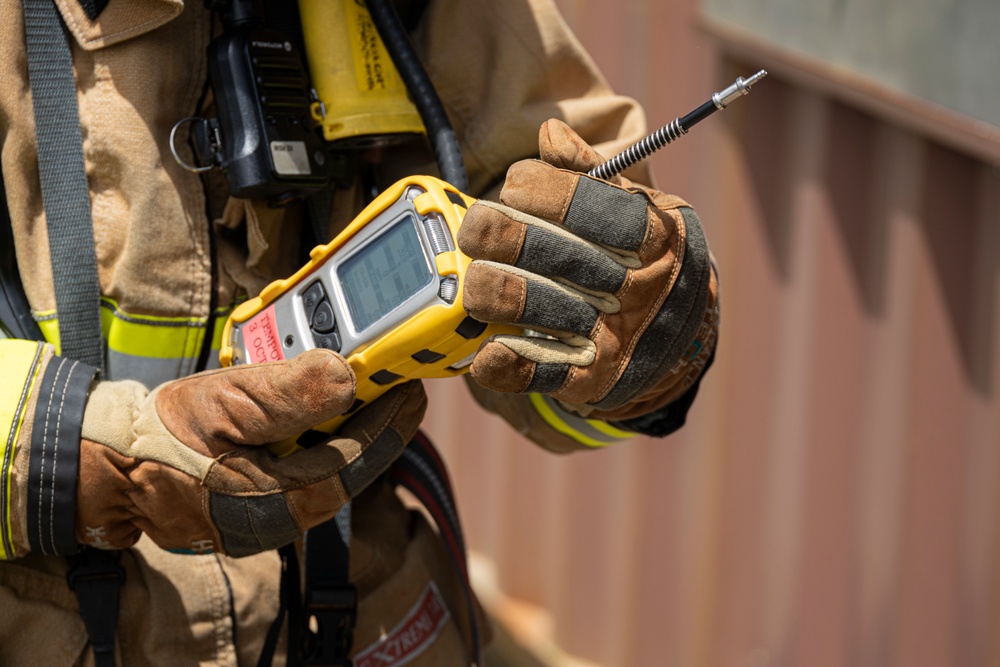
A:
[36, 317, 59, 353]
[588, 419, 637, 439]
[36, 300, 233, 359]
[0, 340, 45, 559]
[528, 392, 633, 448]
[103, 309, 205, 359]
[211, 312, 227, 351]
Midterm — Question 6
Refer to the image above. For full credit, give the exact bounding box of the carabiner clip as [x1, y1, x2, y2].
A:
[169, 116, 219, 174]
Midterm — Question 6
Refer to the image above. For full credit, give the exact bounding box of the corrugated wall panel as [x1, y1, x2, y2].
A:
[423, 1, 1000, 665]
[849, 125, 923, 667]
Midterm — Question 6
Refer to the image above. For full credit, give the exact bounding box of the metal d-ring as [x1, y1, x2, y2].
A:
[169, 117, 215, 174]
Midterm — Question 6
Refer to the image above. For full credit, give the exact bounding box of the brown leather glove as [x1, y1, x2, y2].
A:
[76, 349, 426, 557]
[458, 119, 718, 422]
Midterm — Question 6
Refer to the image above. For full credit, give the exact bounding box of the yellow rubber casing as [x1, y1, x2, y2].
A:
[299, 0, 425, 146]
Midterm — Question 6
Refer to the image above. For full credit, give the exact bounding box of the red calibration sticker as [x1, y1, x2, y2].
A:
[242, 305, 284, 364]
[354, 582, 451, 667]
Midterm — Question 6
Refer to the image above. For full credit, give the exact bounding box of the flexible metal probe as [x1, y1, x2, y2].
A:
[588, 70, 768, 180]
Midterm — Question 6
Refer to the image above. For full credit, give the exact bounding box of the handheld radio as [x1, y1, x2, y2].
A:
[171, 0, 334, 202]
[219, 176, 518, 456]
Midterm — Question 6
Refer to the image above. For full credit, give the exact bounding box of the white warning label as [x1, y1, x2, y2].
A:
[270, 141, 311, 176]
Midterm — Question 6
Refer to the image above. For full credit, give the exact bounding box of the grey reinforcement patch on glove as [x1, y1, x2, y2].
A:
[564, 177, 650, 251]
[593, 207, 711, 410]
[209, 493, 300, 557]
[338, 427, 406, 498]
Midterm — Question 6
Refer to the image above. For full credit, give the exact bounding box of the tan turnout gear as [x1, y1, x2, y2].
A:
[0, 0, 718, 664]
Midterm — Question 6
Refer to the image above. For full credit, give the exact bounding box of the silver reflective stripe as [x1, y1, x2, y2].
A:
[105, 349, 197, 388]
[37, 302, 234, 388]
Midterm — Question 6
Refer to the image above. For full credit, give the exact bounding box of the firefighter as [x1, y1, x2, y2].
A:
[0, 0, 717, 664]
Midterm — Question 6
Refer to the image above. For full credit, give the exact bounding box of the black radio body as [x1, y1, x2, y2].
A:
[198, 12, 332, 202]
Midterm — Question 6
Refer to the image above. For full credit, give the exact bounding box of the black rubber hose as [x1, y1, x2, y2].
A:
[367, 0, 469, 192]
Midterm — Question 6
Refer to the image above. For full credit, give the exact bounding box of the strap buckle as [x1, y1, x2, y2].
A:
[301, 583, 357, 666]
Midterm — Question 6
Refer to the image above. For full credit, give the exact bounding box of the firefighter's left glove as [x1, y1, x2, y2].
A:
[77, 348, 426, 557]
[459, 119, 718, 422]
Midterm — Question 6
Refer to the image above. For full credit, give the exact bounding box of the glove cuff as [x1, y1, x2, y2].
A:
[18, 345, 99, 557]
[81, 378, 146, 446]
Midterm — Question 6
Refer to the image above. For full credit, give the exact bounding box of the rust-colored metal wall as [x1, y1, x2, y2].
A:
[423, 2, 1000, 666]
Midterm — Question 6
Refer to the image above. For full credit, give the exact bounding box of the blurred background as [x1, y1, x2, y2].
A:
[424, 0, 1000, 665]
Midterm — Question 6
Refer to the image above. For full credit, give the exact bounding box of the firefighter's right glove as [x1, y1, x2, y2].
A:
[457, 119, 716, 423]
[76, 348, 426, 557]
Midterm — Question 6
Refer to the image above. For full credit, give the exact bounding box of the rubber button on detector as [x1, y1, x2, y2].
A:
[311, 300, 336, 333]
[313, 331, 341, 352]
[302, 281, 326, 321]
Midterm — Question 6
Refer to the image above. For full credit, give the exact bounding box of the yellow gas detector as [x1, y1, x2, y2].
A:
[220, 176, 516, 456]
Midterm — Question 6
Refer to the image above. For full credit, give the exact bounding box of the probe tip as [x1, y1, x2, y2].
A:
[745, 70, 768, 88]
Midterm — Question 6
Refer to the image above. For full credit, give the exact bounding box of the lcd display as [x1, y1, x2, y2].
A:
[338, 216, 434, 332]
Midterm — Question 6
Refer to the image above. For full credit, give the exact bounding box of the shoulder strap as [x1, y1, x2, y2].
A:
[22, 2, 121, 665]
[23, 0, 105, 370]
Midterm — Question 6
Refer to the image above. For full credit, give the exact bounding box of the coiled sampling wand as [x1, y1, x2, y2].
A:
[589, 70, 768, 180]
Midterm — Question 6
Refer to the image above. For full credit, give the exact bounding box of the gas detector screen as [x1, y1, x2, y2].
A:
[338, 216, 434, 333]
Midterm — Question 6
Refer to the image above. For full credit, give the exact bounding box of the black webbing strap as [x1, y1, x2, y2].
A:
[260, 506, 355, 667]
[22, 1, 121, 664]
[257, 542, 302, 667]
[299, 505, 356, 666]
[23, 0, 104, 370]
[260, 432, 480, 667]
[66, 548, 125, 667]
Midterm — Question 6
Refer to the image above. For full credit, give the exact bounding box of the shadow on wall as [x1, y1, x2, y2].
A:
[731, 64, 997, 396]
